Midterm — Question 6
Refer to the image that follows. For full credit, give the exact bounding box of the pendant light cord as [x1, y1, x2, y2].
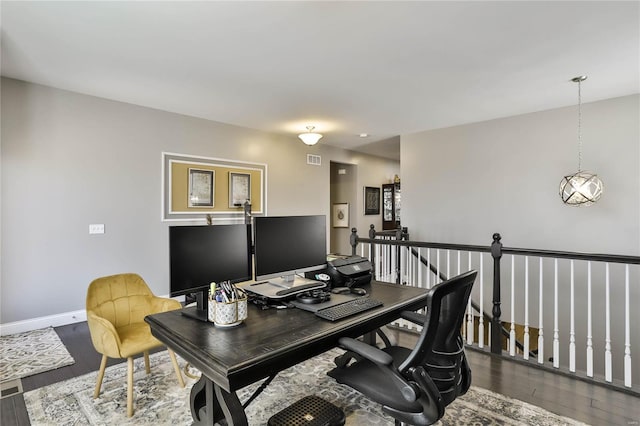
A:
[577, 79, 582, 172]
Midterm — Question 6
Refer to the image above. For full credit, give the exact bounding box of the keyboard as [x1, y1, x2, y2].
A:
[315, 297, 383, 321]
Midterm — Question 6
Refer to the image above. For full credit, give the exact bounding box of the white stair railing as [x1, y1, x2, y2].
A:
[352, 228, 640, 393]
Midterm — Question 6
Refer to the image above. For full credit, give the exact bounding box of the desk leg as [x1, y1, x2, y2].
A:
[190, 375, 248, 426]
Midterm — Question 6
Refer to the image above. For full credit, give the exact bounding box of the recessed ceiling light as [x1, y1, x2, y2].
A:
[359, 133, 369, 138]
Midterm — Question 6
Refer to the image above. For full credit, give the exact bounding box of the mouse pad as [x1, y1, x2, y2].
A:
[290, 293, 359, 313]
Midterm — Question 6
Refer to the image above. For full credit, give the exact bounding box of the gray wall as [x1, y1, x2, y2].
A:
[0, 78, 399, 325]
[402, 94, 639, 254]
[401, 94, 639, 382]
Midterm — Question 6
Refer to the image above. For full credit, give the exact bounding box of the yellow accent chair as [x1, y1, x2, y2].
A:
[86, 273, 185, 417]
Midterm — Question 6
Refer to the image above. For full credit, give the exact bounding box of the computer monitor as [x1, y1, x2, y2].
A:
[169, 224, 252, 321]
[253, 215, 327, 289]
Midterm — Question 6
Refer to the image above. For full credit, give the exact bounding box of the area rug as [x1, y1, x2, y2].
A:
[0, 327, 75, 383]
[24, 349, 588, 426]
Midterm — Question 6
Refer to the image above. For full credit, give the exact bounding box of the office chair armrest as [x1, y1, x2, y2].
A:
[410, 366, 446, 419]
[149, 296, 182, 314]
[337, 337, 418, 402]
[338, 337, 393, 366]
[87, 311, 123, 358]
[400, 310, 427, 326]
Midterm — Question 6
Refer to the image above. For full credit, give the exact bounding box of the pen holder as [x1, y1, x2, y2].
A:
[210, 296, 248, 327]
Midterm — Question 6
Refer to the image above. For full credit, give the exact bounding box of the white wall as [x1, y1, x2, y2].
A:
[0, 78, 399, 327]
[402, 94, 639, 255]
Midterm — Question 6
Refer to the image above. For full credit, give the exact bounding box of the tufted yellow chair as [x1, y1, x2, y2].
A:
[86, 273, 185, 417]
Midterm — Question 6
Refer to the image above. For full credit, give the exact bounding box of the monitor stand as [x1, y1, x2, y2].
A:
[181, 289, 209, 322]
[268, 274, 320, 289]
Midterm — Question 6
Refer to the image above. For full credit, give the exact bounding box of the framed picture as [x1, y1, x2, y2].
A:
[229, 172, 251, 207]
[383, 185, 394, 221]
[333, 203, 349, 228]
[188, 168, 214, 207]
[364, 186, 380, 215]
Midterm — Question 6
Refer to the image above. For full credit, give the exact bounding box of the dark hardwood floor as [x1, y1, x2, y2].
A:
[2, 322, 638, 425]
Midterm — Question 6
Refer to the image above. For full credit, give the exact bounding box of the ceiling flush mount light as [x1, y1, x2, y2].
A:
[559, 76, 603, 206]
[298, 126, 323, 146]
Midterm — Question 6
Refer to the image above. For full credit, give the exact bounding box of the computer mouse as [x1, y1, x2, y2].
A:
[350, 287, 366, 296]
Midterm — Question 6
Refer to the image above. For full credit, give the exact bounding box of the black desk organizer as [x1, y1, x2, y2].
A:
[267, 395, 345, 426]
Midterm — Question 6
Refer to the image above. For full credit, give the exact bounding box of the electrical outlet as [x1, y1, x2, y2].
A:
[89, 224, 105, 234]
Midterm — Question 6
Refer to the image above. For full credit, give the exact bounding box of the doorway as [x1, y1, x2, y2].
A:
[329, 162, 357, 255]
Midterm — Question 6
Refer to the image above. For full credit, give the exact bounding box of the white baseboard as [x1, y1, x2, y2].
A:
[0, 309, 87, 336]
[0, 294, 177, 336]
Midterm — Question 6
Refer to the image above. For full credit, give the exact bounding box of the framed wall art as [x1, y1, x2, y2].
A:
[229, 172, 251, 208]
[332, 203, 349, 228]
[188, 168, 214, 207]
[162, 152, 267, 222]
[364, 186, 380, 215]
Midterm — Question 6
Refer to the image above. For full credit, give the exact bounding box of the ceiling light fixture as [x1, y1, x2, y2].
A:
[298, 126, 323, 146]
[559, 76, 603, 206]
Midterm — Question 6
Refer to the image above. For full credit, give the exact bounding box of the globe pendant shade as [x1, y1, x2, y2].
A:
[559, 171, 604, 206]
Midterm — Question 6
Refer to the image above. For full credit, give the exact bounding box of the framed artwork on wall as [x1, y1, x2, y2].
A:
[364, 186, 380, 215]
[188, 168, 214, 207]
[333, 203, 349, 228]
[229, 172, 251, 207]
[162, 152, 267, 222]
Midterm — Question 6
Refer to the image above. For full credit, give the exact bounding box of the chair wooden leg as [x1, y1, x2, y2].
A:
[127, 357, 134, 417]
[144, 351, 151, 374]
[167, 348, 185, 388]
[93, 354, 108, 399]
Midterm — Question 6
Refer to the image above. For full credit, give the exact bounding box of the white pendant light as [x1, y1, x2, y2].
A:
[559, 76, 603, 206]
[298, 126, 323, 145]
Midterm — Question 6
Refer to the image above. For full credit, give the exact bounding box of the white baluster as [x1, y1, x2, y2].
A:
[605, 263, 612, 382]
[587, 262, 593, 377]
[624, 265, 632, 387]
[479, 253, 484, 349]
[436, 249, 441, 284]
[402, 245, 407, 285]
[417, 248, 422, 289]
[386, 243, 390, 282]
[380, 239, 384, 279]
[375, 243, 380, 280]
[466, 251, 473, 345]
[524, 256, 530, 360]
[427, 248, 431, 289]
[446, 250, 450, 280]
[553, 258, 560, 368]
[510, 255, 516, 357]
[466, 294, 474, 345]
[389, 243, 394, 282]
[569, 260, 576, 373]
[457, 251, 461, 275]
[538, 257, 544, 364]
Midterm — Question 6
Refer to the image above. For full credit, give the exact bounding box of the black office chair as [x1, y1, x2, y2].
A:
[327, 270, 477, 426]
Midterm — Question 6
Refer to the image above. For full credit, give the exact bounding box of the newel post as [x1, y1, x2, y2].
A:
[350, 228, 358, 256]
[490, 233, 503, 354]
[369, 225, 377, 278]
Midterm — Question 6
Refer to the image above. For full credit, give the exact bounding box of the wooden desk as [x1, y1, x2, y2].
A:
[145, 281, 428, 425]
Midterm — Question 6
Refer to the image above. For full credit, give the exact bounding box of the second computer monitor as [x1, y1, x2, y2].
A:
[253, 215, 327, 288]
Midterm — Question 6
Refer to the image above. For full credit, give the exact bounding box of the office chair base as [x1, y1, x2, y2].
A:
[268, 395, 345, 426]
